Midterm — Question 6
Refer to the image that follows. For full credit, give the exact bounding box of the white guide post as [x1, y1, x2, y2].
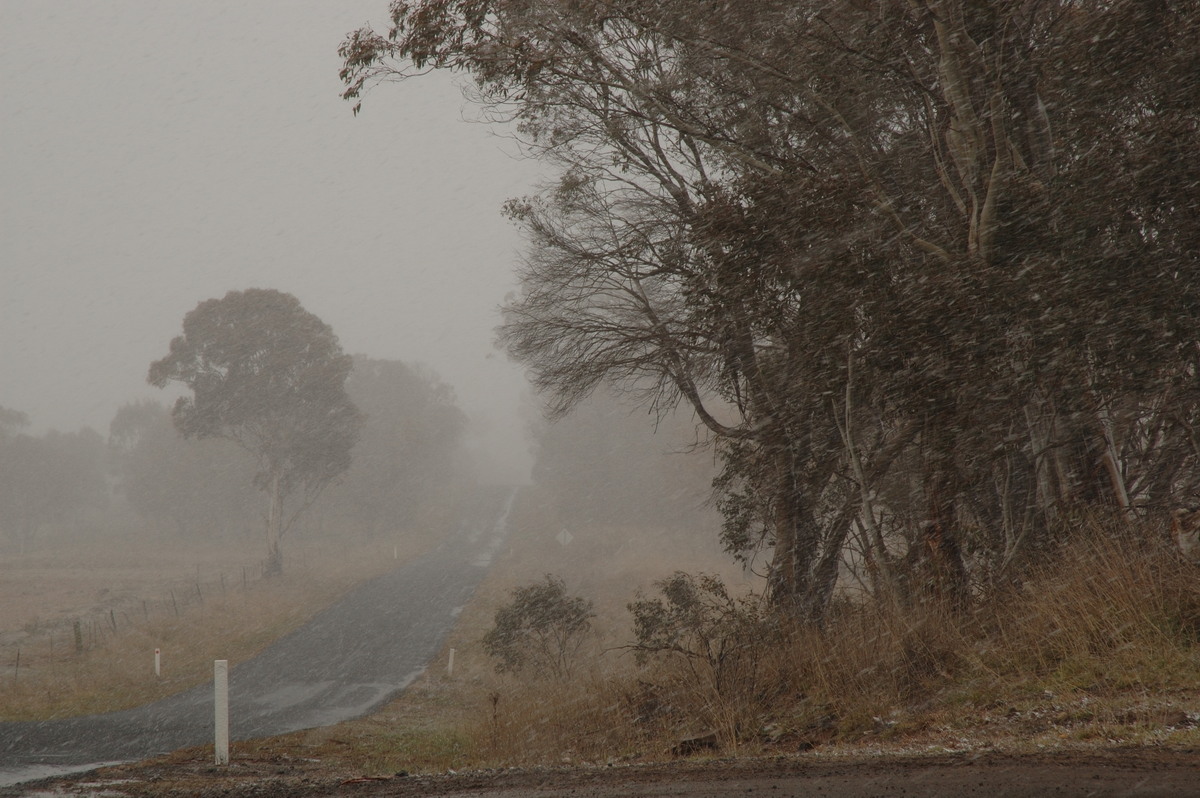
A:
[214, 659, 229, 765]
[447, 647, 456, 678]
[154, 648, 161, 678]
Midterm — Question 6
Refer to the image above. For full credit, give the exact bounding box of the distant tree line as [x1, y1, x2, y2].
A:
[319, 355, 469, 537]
[0, 408, 107, 553]
[343, 1, 1200, 621]
[0, 355, 470, 555]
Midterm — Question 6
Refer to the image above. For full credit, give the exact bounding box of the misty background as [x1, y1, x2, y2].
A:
[1, 0, 540, 480]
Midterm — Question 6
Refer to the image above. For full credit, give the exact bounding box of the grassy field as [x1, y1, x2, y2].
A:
[0, 523, 440, 722]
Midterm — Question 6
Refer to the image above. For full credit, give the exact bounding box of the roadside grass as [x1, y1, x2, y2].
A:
[206, 486, 741, 776]
[314, 504, 1200, 776]
[0, 521, 444, 722]
[40, 492, 1200, 779]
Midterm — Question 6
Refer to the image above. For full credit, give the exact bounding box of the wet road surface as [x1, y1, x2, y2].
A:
[0, 487, 515, 786]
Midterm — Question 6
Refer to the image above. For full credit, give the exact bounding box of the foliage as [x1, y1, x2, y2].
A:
[108, 401, 259, 537]
[343, 1, 1200, 623]
[628, 572, 772, 697]
[148, 288, 362, 573]
[0, 406, 29, 439]
[117, 356, 469, 542]
[0, 426, 108, 551]
[482, 575, 594, 679]
[470, 528, 1200, 761]
[320, 356, 467, 537]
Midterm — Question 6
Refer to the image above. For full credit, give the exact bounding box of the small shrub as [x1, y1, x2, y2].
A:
[629, 572, 773, 695]
[482, 575, 594, 679]
[627, 573, 778, 747]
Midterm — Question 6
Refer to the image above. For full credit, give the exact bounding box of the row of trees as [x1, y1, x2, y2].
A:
[343, 1, 1200, 621]
[1, 293, 469, 565]
[0, 409, 108, 552]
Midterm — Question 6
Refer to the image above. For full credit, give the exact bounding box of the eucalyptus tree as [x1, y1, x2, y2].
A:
[0, 426, 108, 552]
[109, 401, 260, 538]
[149, 289, 362, 575]
[342, 0, 1200, 619]
[342, 0, 895, 619]
[320, 356, 468, 538]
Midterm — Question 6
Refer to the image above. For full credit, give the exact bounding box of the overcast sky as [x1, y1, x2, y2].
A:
[1, 1, 541, 478]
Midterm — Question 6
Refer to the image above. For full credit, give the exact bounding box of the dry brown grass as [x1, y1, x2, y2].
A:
[672, 527, 1200, 752]
[0, 522, 445, 721]
[17, 493, 1199, 775]
[276, 486, 745, 775]
[351, 510, 1200, 775]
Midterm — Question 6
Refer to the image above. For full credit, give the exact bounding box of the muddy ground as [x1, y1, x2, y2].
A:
[8, 746, 1198, 797]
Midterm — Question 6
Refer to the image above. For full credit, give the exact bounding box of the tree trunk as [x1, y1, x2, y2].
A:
[1025, 402, 1059, 524]
[806, 519, 851, 622]
[766, 444, 800, 608]
[919, 420, 969, 610]
[766, 443, 832, 625]
[264, 469, 284, 577]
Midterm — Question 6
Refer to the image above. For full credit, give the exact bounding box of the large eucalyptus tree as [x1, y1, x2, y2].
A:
[149, 288, 362, 575]
[342, 0, 1200, 620]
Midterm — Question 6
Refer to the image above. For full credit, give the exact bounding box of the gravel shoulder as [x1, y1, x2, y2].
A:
[9, 747, 1199, 797]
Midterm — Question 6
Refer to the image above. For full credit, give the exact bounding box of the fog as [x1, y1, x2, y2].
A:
[1, 0, 539, 480]
[5, 2, 1196, 788]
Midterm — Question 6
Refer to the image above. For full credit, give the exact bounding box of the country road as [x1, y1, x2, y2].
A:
[0, 487, 516, 787]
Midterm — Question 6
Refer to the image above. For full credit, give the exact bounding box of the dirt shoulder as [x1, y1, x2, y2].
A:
[11, 747, 1199, 797]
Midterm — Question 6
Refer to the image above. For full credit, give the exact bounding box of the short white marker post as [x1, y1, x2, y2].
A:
[154, 648, 161, 678]
[447, 647, 456, 678]
[214, 660, 229, 765]
[393, 545, 398, 560]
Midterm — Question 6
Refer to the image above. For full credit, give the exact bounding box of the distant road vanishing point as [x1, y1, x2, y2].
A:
[0, 486, 517, 788]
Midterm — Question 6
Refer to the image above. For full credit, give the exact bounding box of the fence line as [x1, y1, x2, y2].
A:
[5, 557, 280, 672]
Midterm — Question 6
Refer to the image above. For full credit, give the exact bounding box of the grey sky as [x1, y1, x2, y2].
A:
[1, 1, 540, 478]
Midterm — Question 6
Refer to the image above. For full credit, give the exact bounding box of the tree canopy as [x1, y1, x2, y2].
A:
[149, 288, 362, 573]
[0, 424, 108, 552]
[343, 1, 1200, 621]
[320, 356, 468, 537]
[109, 400, 260, 538]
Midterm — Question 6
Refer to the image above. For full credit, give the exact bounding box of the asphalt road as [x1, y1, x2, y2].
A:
[0, 487, 516, 787]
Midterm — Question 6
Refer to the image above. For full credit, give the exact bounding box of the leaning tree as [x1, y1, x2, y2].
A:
[341, 0, 1200, 620]
[149, 288, 362, 575]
